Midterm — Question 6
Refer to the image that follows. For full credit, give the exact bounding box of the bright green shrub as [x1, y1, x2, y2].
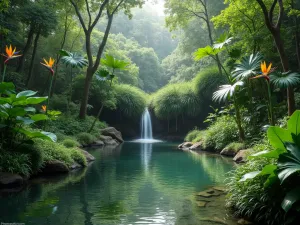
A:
[114, 84, 147, 118]
[76, 132, 97, 145]
[193, 66, 227, 101]
[223, 142, 246, 152]
[0, 151, 32, 177]
[203, 115, 238, 151]
[48, 115, 106, 136]
[62, 139, 80, 148]
[34, 140, 87, 167]
[185, 129, 206, 143]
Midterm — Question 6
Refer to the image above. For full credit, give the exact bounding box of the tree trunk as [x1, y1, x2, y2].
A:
[26, 30, 40, 87]
[273, 32, 296, 115]
[16, 25, 35, 73]
[79, 68, 93, 119]
[233, 96, 245, 141]
[88, 104, 104, 133]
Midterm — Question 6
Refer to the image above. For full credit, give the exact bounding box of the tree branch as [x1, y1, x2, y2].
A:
[69, 0, 87, 32]
[276, 0, 284, 29]
[90, 0, 109, 30]
[85, 0, 92, 28]
[111, 0, 125, 15]
[269, 0, 277, 24]
[255, 0, 274, 32]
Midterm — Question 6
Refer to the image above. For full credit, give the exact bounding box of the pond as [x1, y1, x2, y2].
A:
[0, 142, 237, 225]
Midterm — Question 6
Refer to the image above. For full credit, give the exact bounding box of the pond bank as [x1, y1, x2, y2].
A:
[0, 127, 123, 191]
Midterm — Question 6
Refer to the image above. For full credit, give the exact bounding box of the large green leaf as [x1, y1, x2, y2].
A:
[278, 143, 300, 184]
[0, 82, 15, 94]
[239, 171, 260, 182]
[18, 128, 57, 142]
[16, 90, 37, 98]
[7, 107, 26, 117]
[213, 33, 233, 49]
[30, 114, 48, 122]
[267, 126, 292, 152]
[250, 148, 286, 159]
[61, 51, 88, 68]
[232, 53, 263, 80]
[24, 107, 36, 113]
[26, 97, 48, 105]
[16, 116, 35, 125]
[270, 71, 300, 89]
[281, 187, 300, 212]
[101, 54, 129, 70]
[212, 81, 244, 103]
[194, 46, 222, 61]
[288, 110, 300, 136]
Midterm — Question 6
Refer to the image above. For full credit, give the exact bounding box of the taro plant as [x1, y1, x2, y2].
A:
[0, 82, 56, 151]
[240, 110, 300, 219]
[88, 54, 129, 133]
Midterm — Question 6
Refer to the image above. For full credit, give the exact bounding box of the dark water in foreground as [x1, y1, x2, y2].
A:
[0, 142, 237, 225]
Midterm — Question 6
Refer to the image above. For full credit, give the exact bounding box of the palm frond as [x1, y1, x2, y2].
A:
[213, 33, 233, 49]
[270, 71, 300, 88]
[232, 53, 263, 80]
[212, 81, 244, 103]
[61, 50, 88, 68]
[101, 54, 129, 70]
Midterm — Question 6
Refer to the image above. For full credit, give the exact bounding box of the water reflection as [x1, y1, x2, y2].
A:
[0, 142, 236, 225]
[141, 143, 152, 172]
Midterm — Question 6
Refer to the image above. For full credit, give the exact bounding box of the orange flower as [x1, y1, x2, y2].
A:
[251, 61, 274, 82]
[41, 105, 47, 112]
[1, 45, 22, 64]
[41, 57, 55, 75]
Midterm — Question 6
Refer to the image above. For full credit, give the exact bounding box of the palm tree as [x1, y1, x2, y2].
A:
[60, 49, 88, 112]
[88, 54, 129, 133]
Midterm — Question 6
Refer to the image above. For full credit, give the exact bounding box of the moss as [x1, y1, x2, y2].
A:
[62, 139, 80, 148]
[34, 140, 87, 167]
[76, 132, 97, 145]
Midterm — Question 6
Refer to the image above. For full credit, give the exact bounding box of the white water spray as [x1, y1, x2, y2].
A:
[141, 108, 153, 139]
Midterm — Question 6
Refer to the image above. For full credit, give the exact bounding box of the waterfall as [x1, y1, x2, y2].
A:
[141, 108, 153, 139]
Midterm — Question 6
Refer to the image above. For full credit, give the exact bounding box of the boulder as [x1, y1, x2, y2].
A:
[99, 135, 119, 146]
[70, 162, 82, 170]
[81, 150, 95, 162]
[178, 142, 193, 149]
[0, 172, 23, 188]
[41, 160, 69, 174]
[220, 148, 237, 157]
[93, 140, 104, 146]
[189, 142, 202, 150]
[100, 127, 124, 143]
[233, 149, 251, 163]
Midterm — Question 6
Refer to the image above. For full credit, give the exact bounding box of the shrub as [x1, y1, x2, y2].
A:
[114, 84, 147, 118]
[223, 142, 246, 152]
[48, 115, 106, 136]
[203, 115, 238, 151]
[185, 129, 206, 143]
[0, 151, 32, 177]
[34, 140, 87, 167]
[193, 66, 227, 101]
[76, 132, 97, 145]
[49, 94, 68, 112]
[62, 139, 80, 148]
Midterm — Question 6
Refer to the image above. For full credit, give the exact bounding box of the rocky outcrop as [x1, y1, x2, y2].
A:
[92, 140, 104, 146]
[81, 150, 95, 162]
[238, 219, 253, 225]
[41, 160, 69, 174]
[0, 172, 23, 188]
[99, 135, 119, 146]
[70, 162, 82, 170]
[100, 127, 124, 143]
[189, 142, 202, 150]
[178, 142, 193, 149]
[220, 148, 237, 157]
[233, 149, 251, 163]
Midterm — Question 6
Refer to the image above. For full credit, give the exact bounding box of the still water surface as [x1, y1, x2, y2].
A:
[0, 142, 236, 225]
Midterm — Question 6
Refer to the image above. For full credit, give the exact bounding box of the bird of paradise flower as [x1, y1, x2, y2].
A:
[1, 45, 22, 82]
